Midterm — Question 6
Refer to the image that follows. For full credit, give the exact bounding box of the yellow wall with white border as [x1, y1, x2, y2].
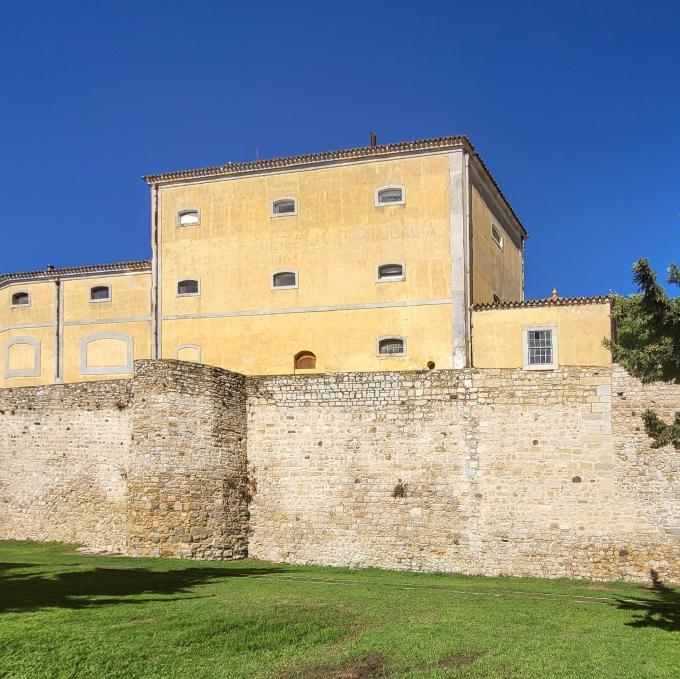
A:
[1, 273, 152, 386]
[471, 303, 612, 368]
[158, 153, 456, 372]
[1, 281, 56, 388]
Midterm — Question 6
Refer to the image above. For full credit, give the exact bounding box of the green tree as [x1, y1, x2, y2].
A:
[606, 258, 680, 449]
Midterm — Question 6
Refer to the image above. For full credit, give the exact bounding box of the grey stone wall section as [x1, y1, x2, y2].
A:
[0, 379, 132, 550]
[126, 360, 249, 559]
[246, 366, 680, 583]
[0, 360, 249, 559]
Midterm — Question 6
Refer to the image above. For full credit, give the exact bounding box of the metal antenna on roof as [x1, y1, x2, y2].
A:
[255, 144, 260, 160]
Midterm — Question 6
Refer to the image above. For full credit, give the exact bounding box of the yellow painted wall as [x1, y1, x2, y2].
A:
[1, 273, 152, 386]
[470, 184, 523, 304]
[0, 280, 56, 325]
[159, 153, 457, 373]
[62, 273, 151, 322]
[60, 272, 152, 383]
[163, 304, 452, 374]
[0, 281, 56, 388]
[471, 304, 612, 368]
[0, 326, 56, 387]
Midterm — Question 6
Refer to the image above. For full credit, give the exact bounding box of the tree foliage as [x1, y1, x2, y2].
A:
[606, 259, 680, 449]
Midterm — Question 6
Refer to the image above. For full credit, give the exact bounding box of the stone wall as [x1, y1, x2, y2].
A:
[0, 360, 249, 559]
[126, 361, 248, 559]
[247, 366, 680, 583]
[0, 379, 132, 550]
[2, 361, 679, 583]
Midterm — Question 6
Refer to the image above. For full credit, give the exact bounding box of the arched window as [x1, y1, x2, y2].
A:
[177, 279, 200, 296]
[377, 336, 406, 356]
[176, 344, 202, 363]
[272, 270, 298, 289]
[270, 198, 297, 216]
[11, 291, 30, 307]
[90, 285, 111, 302]
[376, 185, 405, 206]
[177, 208, 200, 226]
[294, 351, 316, 370]
[376, 262, 405, 282]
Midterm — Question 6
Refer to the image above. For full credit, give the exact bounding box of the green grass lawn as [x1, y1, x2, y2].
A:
[1, 541, 679, 678]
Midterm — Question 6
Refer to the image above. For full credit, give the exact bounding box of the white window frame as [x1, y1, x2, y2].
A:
[375, 261, 406, 283]
[10, 291, 31, 308]
[522, 325, 558, 370]
[176, 344, 202, 363]
[80, 331, 134, 376]
[3, 336, 41, 378]
[89, 285, 112, 303]
[176, 208, 201, 227]
[176, 278, 201, 297]
[271, 269, 299, 290]
[376, 335, 407, 358]
[375, 185, 405, 207]
[269, 197, 298, 218]
[491, 223, 504, 251]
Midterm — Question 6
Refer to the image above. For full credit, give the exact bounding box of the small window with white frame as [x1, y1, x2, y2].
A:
[271, 270, 298, 289]
[11, 291, 30, 307]
[375, 185, 405, 206]
[177, 208, 200, 227]
[177, 279, 200, 296]
[491, 223, 504, 250]
[90, 285, 111, 302]
[377, 336, 406, 356]
[523, 326, 558, 369]
[376, 262, 405, 282]
[270, 197, 297, 217]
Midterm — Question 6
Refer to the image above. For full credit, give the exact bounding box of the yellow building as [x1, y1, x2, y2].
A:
[0, 261, 151, 387]
[0, 135, 612, 387]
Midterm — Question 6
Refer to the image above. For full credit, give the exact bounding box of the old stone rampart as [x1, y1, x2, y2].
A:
[1, 361, 679, 583]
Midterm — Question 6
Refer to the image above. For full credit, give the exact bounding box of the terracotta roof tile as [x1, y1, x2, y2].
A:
[143, 135, 526, 236]
[473, 295, 611, 311]
[0, 260, 150, 287]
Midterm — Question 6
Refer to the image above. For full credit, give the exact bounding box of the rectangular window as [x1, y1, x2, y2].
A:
[523, 326, 558, 369]
[528, 330, 552, 364]
[491, 224, 504, 250]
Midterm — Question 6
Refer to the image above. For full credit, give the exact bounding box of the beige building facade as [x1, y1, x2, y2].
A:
[0, 136, 612, 387]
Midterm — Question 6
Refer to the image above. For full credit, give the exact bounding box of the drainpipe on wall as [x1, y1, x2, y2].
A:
[54, 276, 63, 383]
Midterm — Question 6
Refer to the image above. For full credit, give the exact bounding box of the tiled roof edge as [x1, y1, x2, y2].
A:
[473, 295, 612, 311]
[142, 135, 473, 184]
[142, 134, 526, 236]
[0, 260, 151, 285]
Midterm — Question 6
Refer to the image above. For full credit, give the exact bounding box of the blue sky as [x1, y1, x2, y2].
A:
[1, 0, 678, 297]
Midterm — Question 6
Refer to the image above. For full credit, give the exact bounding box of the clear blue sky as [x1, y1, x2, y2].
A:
[1, 0, 678, 298]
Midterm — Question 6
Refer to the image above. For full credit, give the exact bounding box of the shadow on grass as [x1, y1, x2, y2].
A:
[616, 570, 680, 632]
[0, 564, 287, 613]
